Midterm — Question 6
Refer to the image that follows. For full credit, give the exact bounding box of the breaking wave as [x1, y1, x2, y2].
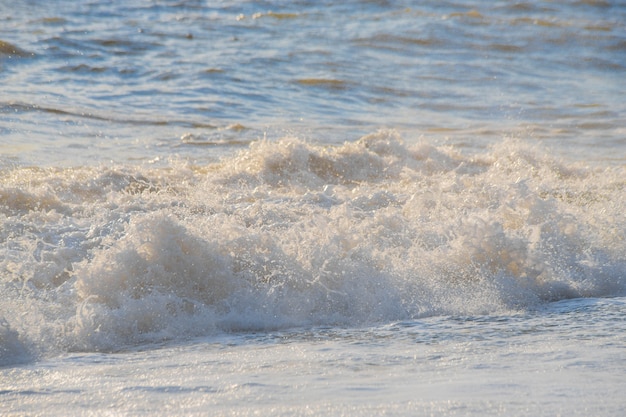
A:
[1, 130, 624, 363]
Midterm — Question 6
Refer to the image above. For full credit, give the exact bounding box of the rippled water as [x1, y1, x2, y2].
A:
[3, 297, 626, 416]
[1, 1, 625, 416]
[1, 0, 625, 165]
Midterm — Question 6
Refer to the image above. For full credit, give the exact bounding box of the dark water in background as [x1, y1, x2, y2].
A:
[1, 0, 625, 165]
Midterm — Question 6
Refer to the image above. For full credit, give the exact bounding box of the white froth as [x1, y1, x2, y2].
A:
[1, 131, 624, 360]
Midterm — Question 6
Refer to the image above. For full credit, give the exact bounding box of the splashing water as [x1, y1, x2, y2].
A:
[1, 131, 624, 363]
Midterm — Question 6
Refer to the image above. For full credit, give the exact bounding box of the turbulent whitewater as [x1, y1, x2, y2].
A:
[1, 131, 624, 364]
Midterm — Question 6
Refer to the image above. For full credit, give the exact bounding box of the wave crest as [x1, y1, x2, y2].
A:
[1, 131, 624, 357]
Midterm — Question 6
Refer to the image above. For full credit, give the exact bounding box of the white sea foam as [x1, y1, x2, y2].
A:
[1, 131, 624, 363]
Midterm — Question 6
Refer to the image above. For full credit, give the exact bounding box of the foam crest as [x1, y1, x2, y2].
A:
[1, 131, 624, 359]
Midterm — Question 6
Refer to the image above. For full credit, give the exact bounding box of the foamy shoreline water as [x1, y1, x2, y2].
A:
[1, 132, 624, 363]
[3, 296, 626, 416]
[1, 1, 624, 415]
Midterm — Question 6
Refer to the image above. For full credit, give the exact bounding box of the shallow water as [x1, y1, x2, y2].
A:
[3, 297, 625, 416]
[1, 0, 625, 415]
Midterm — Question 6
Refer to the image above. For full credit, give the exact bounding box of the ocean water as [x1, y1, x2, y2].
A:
[1, 0, 625, 415]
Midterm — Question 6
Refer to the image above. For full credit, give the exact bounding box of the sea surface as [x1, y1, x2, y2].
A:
[1, 0, 625, 415]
